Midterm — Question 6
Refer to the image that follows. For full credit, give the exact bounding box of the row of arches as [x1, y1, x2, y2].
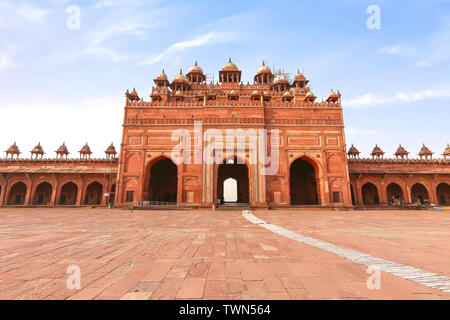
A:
[353, 182, 450, 206]
[143, 156, 320, 206]
[2, 181, 107, 206]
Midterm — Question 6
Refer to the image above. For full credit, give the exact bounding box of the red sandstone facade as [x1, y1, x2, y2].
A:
[0, 60, 449, 209]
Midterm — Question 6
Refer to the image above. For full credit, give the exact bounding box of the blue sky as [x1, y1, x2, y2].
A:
[0, 0, 449, 158]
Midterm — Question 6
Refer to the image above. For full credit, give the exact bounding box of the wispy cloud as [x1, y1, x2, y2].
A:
[344, 88, 450, 108]
[0, 2, 49, 25]
[142, 31, 235, 65]
[377, 44, 416, 56]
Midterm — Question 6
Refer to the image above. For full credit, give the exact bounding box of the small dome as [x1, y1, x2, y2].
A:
[105, 142, 117, 155]
[252, 90, 260, 96]
[31, 142, 44, 154]
[229, 90, 238, 96]
[56, 142, 69, 154]
[328, 90, 338, 98]
[443, 143, 450, 157]
[222, 57, 239, 71]
[156, 69, 168, 80]
[175, 90, 183, 96]
[256, 61, 272, 75]
[348, 144, 360, 156]
[371, 144, 384, 156]
[188, 61, 203, 74]
[79, 142, 92, 155]
[395, 144, 409, 156]
[419, 144, 433, 156]
[283, 91, 293, 96]
[6, 142, 20, 154]
[294, 70, 306, 81]
[172, 69, 189, 84]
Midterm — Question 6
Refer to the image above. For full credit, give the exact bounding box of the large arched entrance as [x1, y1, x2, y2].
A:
[411, 183, 429, 204]
[289, 158, 318, 205]
[33, 182, 53, 205]
[217, 157, 249, 205]
[7, 182, 27, 205]
[147, 157, 178, 203]
[362, 182, 379, 205]
[59, 182, 78, 205]
[437, 183, 450, 205]
[84, 182, 103, 205]
[386, 183, 404, 205]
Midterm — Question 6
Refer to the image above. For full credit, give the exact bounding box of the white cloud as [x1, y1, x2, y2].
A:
[344, 88, 450, 108]
[93, 0, 144, 9]
[142, 31, 235, 65]
[377, 44, 416, 56]
[17, 3, 48, 22]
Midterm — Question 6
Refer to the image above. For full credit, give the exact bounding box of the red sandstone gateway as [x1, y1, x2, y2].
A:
[0, 60, 449, 208]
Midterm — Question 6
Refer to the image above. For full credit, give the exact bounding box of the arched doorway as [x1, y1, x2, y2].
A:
[7, 182, 27, 205]
[59, 182, 78, 205]
[289, 158, 318, 205]
[84, 182, 103, 205]
[386, 183, 404, 205]
[217, 157, 249, 205]
[437, 183, 450, 205]
[33, 182, 52, 205]
[148, 157, 178, 203]
[362, 182, 379, 205]
[411, 183, 429, 204]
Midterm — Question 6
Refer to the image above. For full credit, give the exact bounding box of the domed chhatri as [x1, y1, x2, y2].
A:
[326, 90, 339, 103]
[171, 69, 190, 92]
[395, 144, 409, 159]
[291, 69, 309, 89]
[418, 143, 433, 160]
[304, 90, 316, 102]
[105, 143, 117, 159]
[443, 143, 450, 159]
[371, 144, 384, 159]
[5, 142, 20, 159]
[186, 61, 205, 84]
[79, 142, 92, 159]
[222, 57, 239, 71]
[55, 142, 69, 159]
[347, 144, 360, 159]
[153, 69, 170, 88]
[31, 142, 45, 159]
[219, 58, 242, 83]
[126, 88, 140, 102]
[254, 61, 273, 85]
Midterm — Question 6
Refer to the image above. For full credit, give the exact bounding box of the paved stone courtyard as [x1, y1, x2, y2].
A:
[0, 207, 449, 300]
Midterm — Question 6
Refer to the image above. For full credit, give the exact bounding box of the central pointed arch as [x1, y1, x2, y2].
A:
[289, 157, 319, 205]
[217, 156, 249, 205]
